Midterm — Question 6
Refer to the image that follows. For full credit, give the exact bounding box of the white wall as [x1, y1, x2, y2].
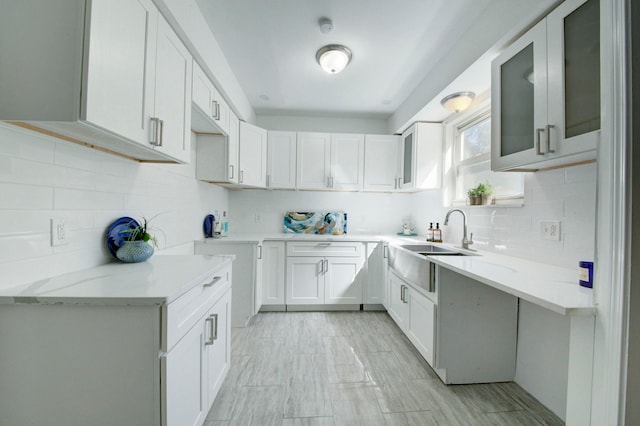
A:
[0, 124, 228, 288]
[412, 162, 597, 270]
[228, 189, 412, 235]
[255, 113, 389, 134]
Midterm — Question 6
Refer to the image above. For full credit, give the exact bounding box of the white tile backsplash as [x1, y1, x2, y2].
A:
[0, 124, 228, 287]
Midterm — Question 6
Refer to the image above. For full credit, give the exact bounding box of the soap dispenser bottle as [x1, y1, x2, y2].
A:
[426, 223, 434, 242]
[434, 223, 443, 243]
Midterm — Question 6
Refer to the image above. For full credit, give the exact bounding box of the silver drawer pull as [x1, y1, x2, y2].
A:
[318, 242, 332, 246]
[545, 124, 555, 153]
[203, 276, 222, 288]
[205, 316, 215, 345]
[210, 313, 218, 341]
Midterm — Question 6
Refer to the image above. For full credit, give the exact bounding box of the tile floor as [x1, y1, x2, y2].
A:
[205, 312, 563, 426]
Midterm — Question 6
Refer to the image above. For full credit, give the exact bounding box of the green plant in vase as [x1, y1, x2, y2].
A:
[117, 217, 159, 263]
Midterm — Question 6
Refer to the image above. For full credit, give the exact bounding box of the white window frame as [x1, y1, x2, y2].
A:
[444, 99, 524, 207]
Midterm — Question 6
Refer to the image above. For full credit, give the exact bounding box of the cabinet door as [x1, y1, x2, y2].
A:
[547, 0, 599, 155]
[413, 123, 443, 189]
[325, 256, 364, 304]
[163, 317, 206, 426]
[330, 133, 364, 190]
[491, 21, 548, 171]
[238, 121, 267, 187]
[388, 272, 410, 331]
[212, 87, 230, 135]
[286, 256, 325, 305]
[205, 289, 231, 408]
[152, 15, 192, 163]
[407, 289, 436, 366]
[297, 132, 331, 189]
[192, 62, 214, 120]
[267, 131, 297, 189]
[83, 0, 157, 146]
[364, 135, 400, 191]
[400, 127, 415, 189]
[365, 242, 387, 305]
[227, 112, 240, 183]
[262, 242, 286, 305]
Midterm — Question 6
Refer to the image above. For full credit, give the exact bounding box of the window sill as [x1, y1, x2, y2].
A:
[451, 195, 524, 208]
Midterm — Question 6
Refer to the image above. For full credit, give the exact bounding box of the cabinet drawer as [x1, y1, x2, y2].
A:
[286, 241, 364, 257]
[163, 265, 231, 352]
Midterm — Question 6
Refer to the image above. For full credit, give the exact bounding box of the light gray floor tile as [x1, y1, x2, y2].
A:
[383, 411, 440, 426]
[284, 378, 333, 418]
[209, 313, 563, 426]
[451, 383, 526, 413]
[281, 417, 336, 426]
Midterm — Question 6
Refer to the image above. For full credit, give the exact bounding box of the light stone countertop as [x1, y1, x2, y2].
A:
[0, 255, 234, 306]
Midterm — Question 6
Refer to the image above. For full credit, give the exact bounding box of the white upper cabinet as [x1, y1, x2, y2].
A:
[297, 132, 364, 190]
[399, 123, 443, 191]
[152, 15, 192, 163]
[491, 0, 599, 171]
[363, 134, 401, 191]
[238, 122, 267, 187]
[297, 132, 332, 190]
[1, 0, 192, 163]
[267, 131, 297, 189]
[191, 61, 230, 135]
[330, 133, 365, 190]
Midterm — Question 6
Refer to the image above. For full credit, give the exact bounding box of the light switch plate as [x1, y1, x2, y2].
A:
[51, 218, 69, 246]
[540, 220, 561, 241]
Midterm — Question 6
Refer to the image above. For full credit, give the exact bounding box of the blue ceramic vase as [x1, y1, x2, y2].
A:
[116, 240, 154, 263]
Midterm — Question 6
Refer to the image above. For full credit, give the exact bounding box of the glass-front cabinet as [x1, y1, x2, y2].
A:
[491, 0, 599, 171]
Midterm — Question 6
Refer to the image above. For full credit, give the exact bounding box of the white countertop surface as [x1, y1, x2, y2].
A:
[198, 233, 388, 243]
[425, 251, 594, 316]
[0, 255, 234, 306]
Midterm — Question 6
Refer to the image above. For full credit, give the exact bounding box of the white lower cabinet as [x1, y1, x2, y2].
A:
[407, 288, 436, 366]
[195, 241, 261, 327]
[261, 241, 286, 306]
[388, 270, 411, 332]
[286, 241, 365, 305]
[364, 242, 387, 305]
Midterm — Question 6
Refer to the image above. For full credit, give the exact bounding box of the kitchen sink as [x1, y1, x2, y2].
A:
[399, 244, 461, 255]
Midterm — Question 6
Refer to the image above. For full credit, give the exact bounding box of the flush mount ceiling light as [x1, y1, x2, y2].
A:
[440, 91, 476, 113]
[316, 45, 352, 74]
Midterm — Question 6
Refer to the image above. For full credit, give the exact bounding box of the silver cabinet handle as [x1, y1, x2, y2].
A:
[239, 170, 244, 184]
[203, 276, 222, 288]
[205, 316, 215, 345]
[150, 117, 164, 147]
[398, 177, 403, 187]
[330, 176, 334, 188]
[403, 285, 409, 304]
[318, 242, 332, 246]
[545, 124, 555, 153]
[229, 165, 235, 180]
[216, 102, 221, 120]
[212, 100, 218, 119]
[211, 313, 218, 341]
[535, 128, 544, 155]
[257, 245, 263, 260]
[383, 245, 388, 259]
[429, 262, 436, 293]
[266, 174, 270, 188]
[317, 260, 324, 275]
[324, 259, 329, 274]
[326, 176, 331, 188]
[400, 285, 406, 303]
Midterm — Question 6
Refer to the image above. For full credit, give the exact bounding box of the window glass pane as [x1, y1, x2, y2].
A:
[461, 118, 491, 160]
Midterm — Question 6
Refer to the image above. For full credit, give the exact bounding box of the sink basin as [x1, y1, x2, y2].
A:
[400, 244, 461, 255]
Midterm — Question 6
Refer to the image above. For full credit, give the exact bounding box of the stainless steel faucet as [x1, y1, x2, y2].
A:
[443, 208, 474, 250]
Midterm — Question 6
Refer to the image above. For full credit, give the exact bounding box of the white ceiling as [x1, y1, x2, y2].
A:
[195, 0, 495, 118]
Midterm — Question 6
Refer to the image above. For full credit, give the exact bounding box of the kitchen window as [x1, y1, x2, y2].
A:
[449, 103, 524, 206]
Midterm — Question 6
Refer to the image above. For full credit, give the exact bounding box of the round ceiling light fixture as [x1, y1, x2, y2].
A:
[316, 45, 352, 74]
[440, 91, 476, 113]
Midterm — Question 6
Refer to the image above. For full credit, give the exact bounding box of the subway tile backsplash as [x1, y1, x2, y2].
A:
[0, 124, 228, 288]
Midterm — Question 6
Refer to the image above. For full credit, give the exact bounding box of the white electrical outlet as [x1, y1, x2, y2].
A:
[51, 218, 69, 246]
[540, 220, 561, 241]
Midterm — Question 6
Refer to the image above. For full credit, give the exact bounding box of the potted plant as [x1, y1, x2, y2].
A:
[116, 217, 159, 263]
[467, 187, 480, 205]
[467, 182, 493, 205]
